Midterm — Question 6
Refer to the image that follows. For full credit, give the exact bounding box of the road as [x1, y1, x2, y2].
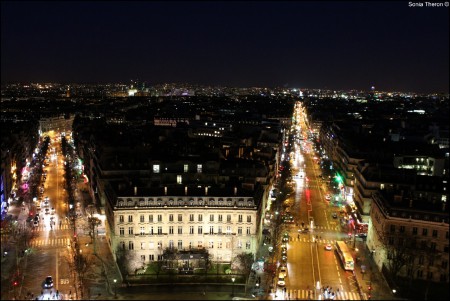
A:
[20, 132, 76, 300]
[270, 101, 363, 300]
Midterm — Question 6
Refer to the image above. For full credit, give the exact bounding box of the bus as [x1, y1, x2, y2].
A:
[335, 241, 354, 271]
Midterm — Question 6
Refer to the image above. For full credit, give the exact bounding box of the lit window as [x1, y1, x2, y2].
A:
[153, 164, 160, 173]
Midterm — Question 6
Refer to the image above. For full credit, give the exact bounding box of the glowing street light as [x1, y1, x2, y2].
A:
[231, 277, 235, 297]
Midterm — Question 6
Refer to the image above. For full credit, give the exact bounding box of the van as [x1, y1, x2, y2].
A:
[277, 272, 286, 286]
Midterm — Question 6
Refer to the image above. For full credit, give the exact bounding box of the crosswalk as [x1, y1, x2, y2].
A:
[276, 288, 364, 300]
[33, 224, 71, 231]
[30, 237, 71, 248]
[289, 237, 336, 244]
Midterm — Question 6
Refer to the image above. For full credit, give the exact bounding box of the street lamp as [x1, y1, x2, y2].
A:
[231, 277, 235, 297]
[114, 279, 117, 297]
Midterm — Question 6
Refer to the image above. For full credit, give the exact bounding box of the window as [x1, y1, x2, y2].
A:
[190, 214, 194, 222]
[422, 228, 428, 236]
[119, 227, 124, 236]
[178, 240, 183, 249]
[210, 214, 214, 222]
[246, 241, 251, 249]
[419, 255, 425, 264]
[388, 237, 394, 245]
[184, 164, 189, 173]
[427, 271, 433, 280]
[128, 215, 133, 223]
[198, 241, 203, 248]
[149, 254, 154, 261]
[149, 215, 153, 222]
[178, 226, 183, 234]
[141, 255, 145, 262]
[157, 226, 162, 235]
[247, 227, 251, 235]
[247, 215, 252, 222]
[198, 226, 203, 234]
[390, 225, 396, 233]
[399, 226, 405, 233]
[198, 214, 203, 222]
[153, 164, 160, 173]
[119, 215, 124, 223]
[169, 226, 174, 234]
[140, 215, 144, 223]
[121, 241, 125, 250]
[197, 164, 202, 173]
[238, 227, 242, 235]
[129, 241, 134, 250]
[237, 240, 242, 249]
[432, 229, 438, 238]
[177, 175, 182, 184]
[226, 226, 231, 235]
[169, 240, 174, 249]
[157, 214, 162, 222]
[150, 226, 154, 235]
[431, 242, 437, 251]
[169, 214, 174, 222]
[218, 226, 222, 234]
[128, 227, 134, 235]
[140, 227, 145, 235]
[238, 215, 243, 222]
[227, 215, 231, 222]
[141, 242, 145, 250]
[413, 227, 418, 235]
[218, 240, 222, 248]
[218, 214, 223, 222]
[190, 226, 194, 234]
[210, 226, 214, 234]
[178, 214, 183, 222]
[442, 260, 448, 269]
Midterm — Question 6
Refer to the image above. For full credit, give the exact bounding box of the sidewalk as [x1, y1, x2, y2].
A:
[352, 239, 398, 300]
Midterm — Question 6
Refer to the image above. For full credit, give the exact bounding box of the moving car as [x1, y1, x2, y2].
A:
[277, 273, 286, 286]
[325, 244, 332, 251]
[43, 276, 53, 288]
[279, 266, 288, 277]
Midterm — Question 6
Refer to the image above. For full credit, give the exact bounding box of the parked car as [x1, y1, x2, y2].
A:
[325, 244, 332, 251]
[332, 212, 338, 219]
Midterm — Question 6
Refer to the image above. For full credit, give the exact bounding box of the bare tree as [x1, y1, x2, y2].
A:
[233, 252, 254, 277]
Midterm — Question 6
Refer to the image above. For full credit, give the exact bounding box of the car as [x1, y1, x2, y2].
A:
[44, 276, 53, 288]
[277, 273, 286, 286]
[332, 212, 338, 219]
[279, 266, 287, 277]
[45, 208, 50, 215]
[325, 244, 332, 251]
[33, 221, 39, 227]
[281, 247, 287, 255]
[281, 255, 287, 262]
[325, 194, 331, 200]
[34, 215, 40, 222]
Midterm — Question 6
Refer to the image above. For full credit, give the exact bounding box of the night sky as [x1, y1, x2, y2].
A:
[1, 1, 449, 93]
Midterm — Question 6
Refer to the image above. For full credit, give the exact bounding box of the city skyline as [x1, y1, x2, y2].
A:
[1, 1, 449, 94]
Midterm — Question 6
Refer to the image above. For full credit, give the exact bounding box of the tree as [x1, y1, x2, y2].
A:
[233, 252, 254, 277]
[115, 245, 141, 277]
